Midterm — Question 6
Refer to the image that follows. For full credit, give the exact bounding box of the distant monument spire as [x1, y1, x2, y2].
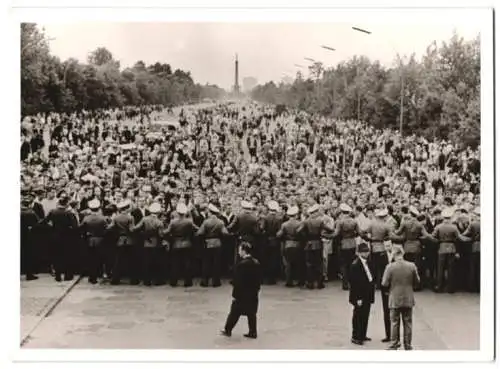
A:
[234, 53, 240, 94]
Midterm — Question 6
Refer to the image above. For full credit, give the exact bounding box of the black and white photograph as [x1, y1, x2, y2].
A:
[8, 1, 495, 365]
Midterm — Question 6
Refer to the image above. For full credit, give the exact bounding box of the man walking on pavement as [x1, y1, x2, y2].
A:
[220, 242, 262, 339]
[382, 245, 420, 350]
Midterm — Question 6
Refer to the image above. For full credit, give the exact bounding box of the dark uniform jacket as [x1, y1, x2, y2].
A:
[393, 217, 431, 253]
[366, 219, 391, 253]
[261, 212, 283, 247]
[165, 217, 199, 249]
[332, 216, 360, 250]
[110, 212, 135, 246]
[298, 215, 333, 250]
[21, 207, 39, 247]
[197, 215, 229, 248]
[431, 221, 469, 254]
[228, 211, 260, 243]
[46, 207, 78, 242]
[463, 220, 480, 253]
[80, 213, 108, 247]
[349, 257, 375, 305]
[232, 256, 263, 315]
[133, 214, 164, 247]
[276, 218, 302, 248]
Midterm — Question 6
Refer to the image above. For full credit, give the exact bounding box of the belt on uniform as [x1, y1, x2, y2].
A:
[205, 238, 222, 249]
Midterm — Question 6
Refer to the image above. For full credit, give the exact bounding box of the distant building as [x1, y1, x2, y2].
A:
[243, 76, 258, 92]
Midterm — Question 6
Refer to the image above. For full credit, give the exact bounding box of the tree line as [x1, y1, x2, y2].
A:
[251, 33, 480, 148]
[21, 23, 226, 118]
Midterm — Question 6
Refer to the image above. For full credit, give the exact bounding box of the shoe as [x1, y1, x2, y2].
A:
[184, 282, 193, 288]
[213, 283, 222, 288]
[342, 285, 349, 291]
[351, 338, 363, 345]
[381, 337, 391, 343]
[110, 280, 120, 286]
[88, 279, 98, 285]
[306, 284, 314, 290]
[55, 276, 62, 282]
[285, 283, 294, 288]
[387, 342, 401, 350]
[200, 282, 209, 287]
[130, 280, 140, 286]
[144, 281, 152, 286]
[244, 333, 257, 339]
[220, 330, 231, 337]
[318, 283, 325, 289]
[404, 345, 413, 351]
[363, 337, 372, 341]
[26, 275, 39, 281]
[154, 281, 166, 286]
[64, 276, 74, 281]
[170, 283, 178, 287]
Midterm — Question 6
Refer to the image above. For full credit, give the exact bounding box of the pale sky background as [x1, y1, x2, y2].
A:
[40, 22, 481, 90]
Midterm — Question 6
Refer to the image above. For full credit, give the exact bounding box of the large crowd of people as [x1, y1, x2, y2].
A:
[20, 101, 481, 294]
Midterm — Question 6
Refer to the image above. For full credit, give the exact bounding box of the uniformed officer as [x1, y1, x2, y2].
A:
[45, 196, 78, 282]
[365, 208, 391, 289]
[332, 204, 361, 290]
[392, 206, 431, 290]
[109, 200, 135, 285]
[463, 207, 480, 292]
[197, 203, 229, 287]
[80, 199, 108, 284]
[260, 200, 284, 285]
[228, 200, 260, 264]
[132, 202, 165, 286]
[298, 204, 333, 289]
[431, 207, 470, 293]
[321, 207, 335, 282]
[276, 205, 304, 287]
[21, 192, 40, 281]
[165, 203, 199, 287]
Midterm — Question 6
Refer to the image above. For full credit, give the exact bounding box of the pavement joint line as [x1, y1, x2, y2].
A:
[414, 300, 450, 350]
[21, 275, 82, 347]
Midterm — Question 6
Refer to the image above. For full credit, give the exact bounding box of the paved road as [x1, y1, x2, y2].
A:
[22, 279, 479, 350]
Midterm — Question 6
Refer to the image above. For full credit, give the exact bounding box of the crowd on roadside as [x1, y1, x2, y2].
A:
[20, 100, 480, 293]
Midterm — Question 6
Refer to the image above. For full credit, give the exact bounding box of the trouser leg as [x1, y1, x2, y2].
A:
[183, 248, 193, 286]
[402, 307, 413, 348]
[352, 305, 362, 340]
[201, 248, 211, 285]
[212, 247, 221, 286]
[170, 249, 180, 286]
[382, 291, 390, 339]
[436, 254, 446, 291]
[361, 303, 371, 339]
[111, 247, 124, 284]
[247, 314, 257, 335]
[446, 253, 456, 293]
[224, 301, 241, 333]
[314, 249, 324, 287]
[390, 308, 401, 344]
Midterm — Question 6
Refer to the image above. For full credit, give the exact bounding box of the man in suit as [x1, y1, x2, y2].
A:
[380, 241, 394, 343]
[109, 200, 135, 285]
[220, 241, 262, 339]
[381, 245, 420, 350]
[228, 201, 260, 264]
[349, 242, 375, 346]
[260, 200, 284, 285]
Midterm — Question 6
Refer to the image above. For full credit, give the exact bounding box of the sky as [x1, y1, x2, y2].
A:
[40, 20, 481, 91]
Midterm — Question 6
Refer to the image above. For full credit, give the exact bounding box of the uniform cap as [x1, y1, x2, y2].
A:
[208, 204, 220, 214]
[375, 208, 388, 217]
[176, 203, 188, 214]
[149, 202, 162, 214]
[267, 200, 279, 212]
[308, 204, 319, 214]
[339, 203, 352, 213]
[287, 206, 299, 216]
[409, 206, 420, 216]
[88, 199, 100, 210]
[241, 200, 254, 210]
[442, 208, 454, 219]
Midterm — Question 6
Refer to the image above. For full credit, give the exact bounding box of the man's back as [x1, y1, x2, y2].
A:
[382, 259, 419, 309]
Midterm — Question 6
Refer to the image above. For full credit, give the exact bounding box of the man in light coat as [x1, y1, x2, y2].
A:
[381, 245, 420, 350]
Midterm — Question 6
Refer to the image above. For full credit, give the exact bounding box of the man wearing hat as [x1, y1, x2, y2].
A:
[277, 205, 304, 287]
[260, 200, 284, 285]
[462, 207, 480, 292]
[44, 195, 78, 282]
[332, 203, 362, 290]
[109, 200, 135, 285]
[391, 206, 432, 291]
[228, 200, 260, 265]
[431, 207, 471, 293]
[349, 242, 375, 346]
[164, 203, 199, 287]
[365, 208, 391, 289]
[21, 192, 40, 281]
[80, 199, 108, 284]
[197, 203, 229, 287]
[132, 202, 165, 286]
[381, 245, 420, 350]
[297, 203, 333, 289]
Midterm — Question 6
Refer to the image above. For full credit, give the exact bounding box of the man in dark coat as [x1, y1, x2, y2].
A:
[349, 242, 375, 345]
[21, 193, 40, 281]
[220, 242, 262, 339]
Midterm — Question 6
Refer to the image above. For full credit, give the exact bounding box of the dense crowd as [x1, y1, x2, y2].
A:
[20, 101, 480, 293]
